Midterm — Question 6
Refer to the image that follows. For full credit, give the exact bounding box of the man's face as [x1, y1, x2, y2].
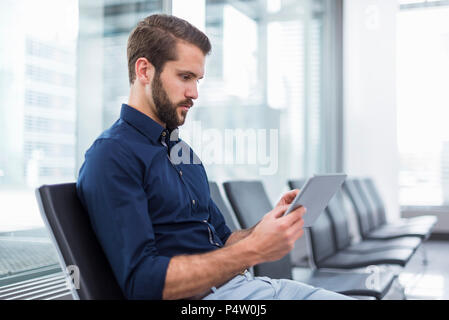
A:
[150, 41, 205, 129]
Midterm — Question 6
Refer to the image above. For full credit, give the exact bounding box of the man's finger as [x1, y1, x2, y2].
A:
[271, 204, 289, 218]
[282, 205, 306, 223]
[281, 189, 299, 204]
[291, 216, 305, 233]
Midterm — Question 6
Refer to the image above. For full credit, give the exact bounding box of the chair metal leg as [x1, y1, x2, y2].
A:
[421, 244, 429, 266]
[391, 277, 407, 300]
[399, 280, 407, 300]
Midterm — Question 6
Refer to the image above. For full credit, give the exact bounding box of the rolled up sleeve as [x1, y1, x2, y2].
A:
[77, 138, 170, 300]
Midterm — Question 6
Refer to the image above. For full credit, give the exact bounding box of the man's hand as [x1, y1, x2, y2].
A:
[225, 189, 302, 248]
[245, 203, 306, 264]
[275, 189, 300, 208]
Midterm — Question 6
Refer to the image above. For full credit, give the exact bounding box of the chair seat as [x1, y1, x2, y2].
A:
[318, 248, 414, 269]
[293, 269, 396, 300]
[345, 237, 421, 253]
[377, 223, 431, 233]
[366, 225, 430, 240]
[394, 215, 437, 228]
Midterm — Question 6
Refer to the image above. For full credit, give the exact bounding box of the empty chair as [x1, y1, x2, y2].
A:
[35, 183, 125, 300]
[287, 178, 307, 193]
[288, 179, 421, 254]
[222, 180, 397, 299]
[209, 181, 241, 232]
[326, 195, 421, 253]
[353, 179, 432, 234]
[308, 207, 415, 269]
[343, 179, 431, 240]
[361, 178, 437, 228]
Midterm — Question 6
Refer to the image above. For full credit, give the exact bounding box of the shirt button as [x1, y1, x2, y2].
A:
[179, 170, 183, 176]
[161, 131, 166, 137]
[192, 199, 196, 205]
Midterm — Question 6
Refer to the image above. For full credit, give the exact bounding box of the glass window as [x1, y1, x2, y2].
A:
[173, 0, 326, 200]
[397, 3, 449, 206]
[0, 0, 78, 283]
[0, 0, 334, 289]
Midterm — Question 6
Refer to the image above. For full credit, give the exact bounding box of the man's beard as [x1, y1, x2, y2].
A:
[151, 73, 191, 129]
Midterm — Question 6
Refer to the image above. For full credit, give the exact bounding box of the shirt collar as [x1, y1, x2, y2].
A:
[120, 104, 179, 144]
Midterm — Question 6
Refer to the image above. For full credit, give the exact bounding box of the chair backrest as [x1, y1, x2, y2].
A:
[325, 193, 352, 250]
[289, 178, 342, 263]
[307, 210, 338, 267]
[209, 181, 241, 232]
[362, 178, 388, 226]
[223, 180, 293, 279]
[342, 179, 374, 238]
[223, 181, 273, 228]
[288, 179, 307, 191]
[35, 183, 125, 300]
[352, 179, 382, 228]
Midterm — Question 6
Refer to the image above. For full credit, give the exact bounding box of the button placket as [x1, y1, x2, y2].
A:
[161, 133, 197, 217]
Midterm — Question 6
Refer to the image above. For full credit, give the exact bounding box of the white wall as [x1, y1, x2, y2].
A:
[343, 0, 400, 221]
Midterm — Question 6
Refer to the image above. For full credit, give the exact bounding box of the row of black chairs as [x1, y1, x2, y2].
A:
[210, 177, 436, 299]
[35, 177, 436, 300]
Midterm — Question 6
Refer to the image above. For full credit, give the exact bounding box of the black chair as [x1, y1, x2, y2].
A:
[222, 180, 295, 279]
[288, 179, 421, 254]
[353, 179, 433, 234]
[361, 178, 437, 228]
[223, 180, 397, 299]
[343, 179, 431, 240]
[209, 181, 241, 232]
[327, 194, 421, 253]
[35, 183, 125, 300]
[307, 206, 415, 269]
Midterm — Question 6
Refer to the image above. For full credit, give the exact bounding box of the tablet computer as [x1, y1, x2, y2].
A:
[284, 174, 347, 227]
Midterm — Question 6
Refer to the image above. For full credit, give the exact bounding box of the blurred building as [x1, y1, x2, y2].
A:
[0, 0, 77, 187]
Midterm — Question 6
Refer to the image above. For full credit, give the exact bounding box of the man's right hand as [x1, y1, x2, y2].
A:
[245, 204, 306, 264]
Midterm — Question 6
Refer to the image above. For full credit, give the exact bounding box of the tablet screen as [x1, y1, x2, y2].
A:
[284, 174, 347, 227]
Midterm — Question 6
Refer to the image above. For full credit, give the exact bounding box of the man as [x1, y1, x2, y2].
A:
[77, 14, 351, 300]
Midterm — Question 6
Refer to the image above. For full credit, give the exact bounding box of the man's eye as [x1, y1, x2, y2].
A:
[181, 75, 191, 81]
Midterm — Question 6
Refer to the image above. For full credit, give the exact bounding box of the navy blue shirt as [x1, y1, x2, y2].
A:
[76, 104, 232, 300]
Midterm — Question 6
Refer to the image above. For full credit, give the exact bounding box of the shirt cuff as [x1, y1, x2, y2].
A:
[125, 255, 171, 300]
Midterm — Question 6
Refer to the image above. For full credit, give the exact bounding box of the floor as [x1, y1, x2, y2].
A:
[291, 239, 449, 300]
[383, 240, 449, 300]
[0, 228, 59, 278]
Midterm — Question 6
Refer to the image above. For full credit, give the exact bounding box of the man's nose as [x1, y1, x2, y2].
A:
[186, 82, 198, 100]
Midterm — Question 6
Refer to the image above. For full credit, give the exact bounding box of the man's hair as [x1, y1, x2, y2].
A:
[127, 14, 211, 84]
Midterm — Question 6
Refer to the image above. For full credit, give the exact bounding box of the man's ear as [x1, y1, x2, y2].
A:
[135, 57, 155, 84]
